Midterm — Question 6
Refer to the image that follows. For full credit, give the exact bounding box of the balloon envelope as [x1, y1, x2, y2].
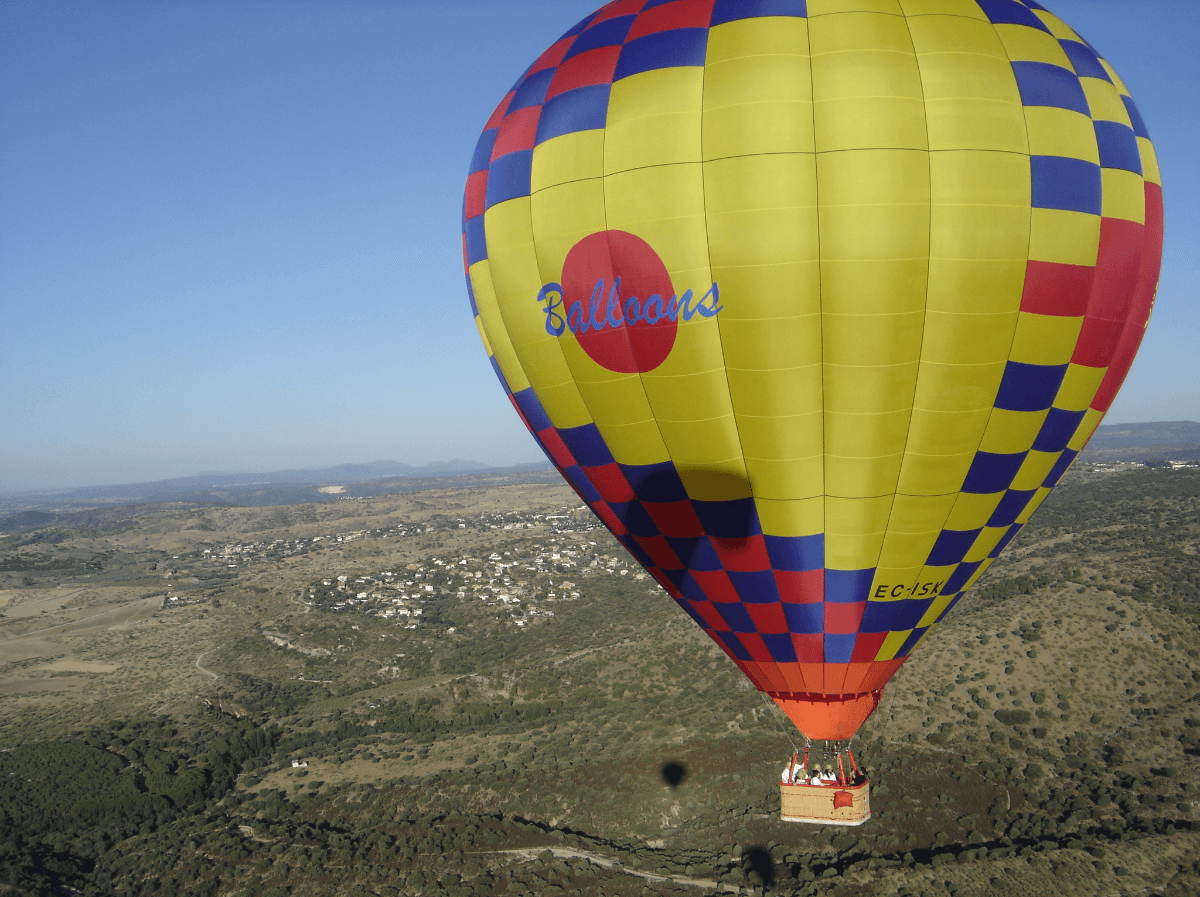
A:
[462, 0, 1162, 740]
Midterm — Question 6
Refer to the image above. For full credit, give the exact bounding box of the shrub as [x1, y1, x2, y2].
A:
[831, 833, 856, 852]
[994, 709, 1032, 726]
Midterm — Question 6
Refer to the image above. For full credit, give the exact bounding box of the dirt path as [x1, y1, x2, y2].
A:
[486, 846, 743, 893]
[552, 637, 634, 666]
[195, 646, 220, 680]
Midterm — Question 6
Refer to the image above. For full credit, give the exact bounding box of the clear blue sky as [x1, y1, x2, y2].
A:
[1, 1, 1195, 492]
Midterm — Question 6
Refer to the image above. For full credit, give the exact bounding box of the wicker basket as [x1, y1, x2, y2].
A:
[780, 780, 871, 825]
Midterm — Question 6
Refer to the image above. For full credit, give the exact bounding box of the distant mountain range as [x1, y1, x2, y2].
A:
[1080, 420, 1200, 462]
[156, 458, 495, 490]
[7, 459, 494, 499]
[1082, 420, 1200, 449]
[2, 420, 1196, 522]
[0, 460, 557, 519]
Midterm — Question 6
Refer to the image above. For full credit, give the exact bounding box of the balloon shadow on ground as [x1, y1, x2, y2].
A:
[742, 846, 776, 888]
[660, 761, 687, 788]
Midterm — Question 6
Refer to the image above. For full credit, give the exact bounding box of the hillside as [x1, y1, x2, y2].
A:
[1, 468, 1199, 896]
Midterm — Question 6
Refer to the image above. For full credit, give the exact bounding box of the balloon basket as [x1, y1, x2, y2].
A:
[780, 780, 871, 826]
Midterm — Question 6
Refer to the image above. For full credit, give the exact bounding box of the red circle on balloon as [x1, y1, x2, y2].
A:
[560, 230, 677, 373]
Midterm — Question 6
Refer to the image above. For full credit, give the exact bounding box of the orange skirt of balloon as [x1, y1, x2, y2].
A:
[771, 691, 883, 742]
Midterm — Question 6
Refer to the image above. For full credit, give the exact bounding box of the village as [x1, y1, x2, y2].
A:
[190, 503, 605, 569]
[156, 502, 646, 631]
[301, 533, 650, 630]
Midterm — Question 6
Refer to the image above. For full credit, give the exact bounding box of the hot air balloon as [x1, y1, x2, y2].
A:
[462, 0, 1162, 823]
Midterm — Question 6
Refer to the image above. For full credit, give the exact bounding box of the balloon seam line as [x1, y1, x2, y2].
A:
[807, 6, 827, 644]
[697, 16, 752, 513]
[872, 7, 938, 621]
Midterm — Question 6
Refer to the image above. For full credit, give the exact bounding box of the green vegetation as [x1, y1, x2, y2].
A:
[0, 714, 276, 894]
[970, 467, 1200, 619]
[1, 469, 1199, 895]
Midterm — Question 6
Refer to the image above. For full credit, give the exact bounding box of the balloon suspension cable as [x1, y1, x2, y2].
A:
[758, 690, 802, 754]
